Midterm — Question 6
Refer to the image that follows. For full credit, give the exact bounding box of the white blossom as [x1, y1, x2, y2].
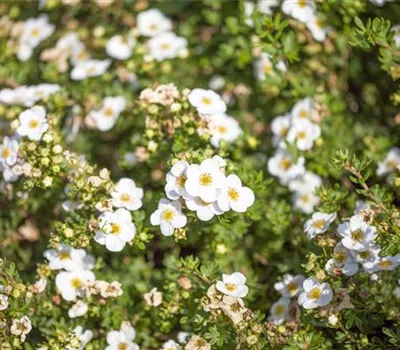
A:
[137, 9, 172, 37]
[298, 278, 333, 309]
[268, 297, 290, 325]
[55, 269, 95, 301]
[17, 106, 49, 141]
[150, 198, 187, 236]
[188, 89, 227, 116]
[304, 212, 336, 239]
[338, 215, 377, 252]
[111, 178, 143, 211]
[274, 274, 305, 298]
[216, 272, 249, 298]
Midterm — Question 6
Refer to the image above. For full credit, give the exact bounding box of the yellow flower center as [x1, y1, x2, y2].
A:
[263, 64, 273, 75]
[218, 125, 227, 134]
[149, 23, 159, 31]
[279, 158, 292, 170]
[59, 251, 71, 260]
[298, 0, 307, 8]
[199, 173, 213, 186]
[161, 43, 171, 50]
[299, 109, 308, 118]
[104, 107, 114, 117]
[118, 343, 128, 350]
[227, 187, 239, 202]
[359, 251, 371, 260]
[201, 97, 212, 105]
[301, 194, 310, 203]
[32, 28, 41, 37]
[287, 282, 298, 294]
[70, 277, 82, 289]
[351, 229, 364, 242]
[87, 66, 97, 74]
[280, 127, 288, 137]
[176, 174, 187, 187]
[111, 223, 121, 235]
[297, 131, 307, 140]
[379, 260, 392, 269]
[1, 148, 10, 159]
[308, 287, 321, 300]
[225, 283, 236, 292]
[28, 119, 39, 129]
[274, 304, 285, 315]
[312, 219, 325, 229]
[387, 160, 398, 169]
[120, 193, 131, 202]
[334, 252, 346, 264]
[162, 208, 175, 222]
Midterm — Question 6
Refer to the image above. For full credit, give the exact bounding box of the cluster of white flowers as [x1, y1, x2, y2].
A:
[151, 156, 255, 236]
[16, 15, 54, 61]
[87, 96, 127, 132]
[0, 84, 60, 107]
[268, 98, 322, 213]
[95, 177, 143, 252]
[188, 88, 242, 147]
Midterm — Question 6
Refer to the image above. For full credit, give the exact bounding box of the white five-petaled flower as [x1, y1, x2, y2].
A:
[185, 196, 224, 221]
[298, 278, 333, 309]
[373, 255, 400, 272]
[90, 96, 127, 131]
[71, 59, 111, 80]
[304, 212, 337, 239]
[106, 34, 136, 60]
[137, 9, 172, 37]
[325, 242, 359, 276]
[281, 0, 316, 23]
[147, 31, 188, 62]
[66, 326, 93, 350]
[165, 160, 192, 200]
[95, 208, 136, 252]
[185, 158, 226, 203]
[0, 137, 19, 168]
[377, 147, 400, 177]
[17, 106, 49, 141]
[271, 114, 291, 148]
[217, 174, 255, 213]
[105, 324, 139, 350]
[216, 272, 249, 298]
[274, 274, 305, 298]
[150, 198, 187, 236]
[255, 52, 287, 81]
[306, 15, 329, 42]
[10, 316, 32, 342]
[162, 340, 182, 350]
[267, 297, 290, 325]
[267, 149, 305, 185]
[287, 119, 321, 151]
[68, 300, 88, 318]
[292, 191, 319, 214]
[291, 97, 315, 121]
[209, 114, 242, 148]
[55, 269, 95, 301]
[338, 215, 377, 252]
[288, 171, 322, 194]
[111, 178, 143, 211]
[44, 244, 95, 271]
[188, 88, 227, 116]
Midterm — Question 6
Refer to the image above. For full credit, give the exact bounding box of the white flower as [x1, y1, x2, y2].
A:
[68, 300, 88, 318]
[105, 325, 139, 350]
[90, 96, 127, 131]
[34, 84, 61, 100]
[111, 178, 143, 211]
[55, 269, 95, 301]
[288, 171, 322, 194]
[209, 114, 242, 147]
[185, 158, 226, 202]
[10, 316, 32, 342]
[71, 59, 111, 80]
[0, 137, 18, 168]
[17, 106, 49, 141]
[165, 160, 192, 200]
[291, 97, 315, 121]
[281, 0, 316, 23]
[217, 174, 255, 213]
[106, 34, 136, 60]
[304, 212, 336, 239]
[0, 294, 8, 310]
[328, 314, 339, 325]
[374, 255, 400, 271]
[325, 243, 359, 276]
[137, 9, 172, 37]
[150, 198, 187, 236]
[267, 149, 305, 185]
[271, 114, 291, 147]
[255, 52, 286, 81]
[306, 15, 329, 42]
[18, 15, 54, 61]
[163, 340, 182, 350]
[147, 31, 188, 62]
[44, 244, 95, 271]
[208, 75, 225, 90]
[258, 0, 280, 14]
[377, 147, 400, 176]
[287, 119, 320, 151]
[298, 278, 333, 309]
[66, 326, 93, 350]
[267, 297, 290, 325]
[351, 245, 381, 273]
[186, 197, 224, 221]
[338, 215, 377, 252]
[188, 88, 227, 116]
[95, 208, 136, 252]
[274, 274, 305, 298]
[177, 332, 190, 344]
[292, 191, 319, 214]
[216, 272, 249, 298]
[0, 85, 59, 107]
[354, 200, 371, 214]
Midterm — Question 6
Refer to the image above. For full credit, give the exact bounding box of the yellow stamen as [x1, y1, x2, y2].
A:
[308, 287, 321, 300]
[199, 173, 213, 186]
[227, 187, 239, 202]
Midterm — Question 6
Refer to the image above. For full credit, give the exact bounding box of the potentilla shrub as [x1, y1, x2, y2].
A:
[0, 0, 399, 349]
